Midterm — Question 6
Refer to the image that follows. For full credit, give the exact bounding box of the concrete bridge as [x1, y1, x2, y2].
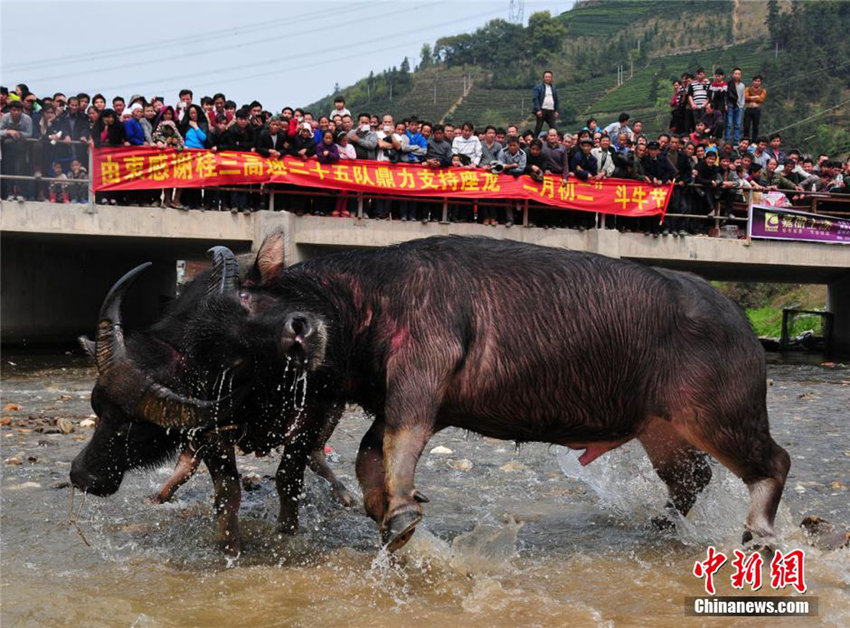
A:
[2, 200, 849, 355]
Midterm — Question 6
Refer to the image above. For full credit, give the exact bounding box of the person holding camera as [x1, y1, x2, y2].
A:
[376, 115, 409, 163]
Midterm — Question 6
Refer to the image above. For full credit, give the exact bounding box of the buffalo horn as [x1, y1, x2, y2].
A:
[95, 262, 220, 429]
[95, 262, 152, 375]
[207, 246, 239, 296]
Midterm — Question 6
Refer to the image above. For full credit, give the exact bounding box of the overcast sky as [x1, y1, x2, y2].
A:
[2, 0, 575, 110]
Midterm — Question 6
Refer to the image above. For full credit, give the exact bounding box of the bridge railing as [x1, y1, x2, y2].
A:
[3, 144, 849, 239]
[0, 137, 95, 212]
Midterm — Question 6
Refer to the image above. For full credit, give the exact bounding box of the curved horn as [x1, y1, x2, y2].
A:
[207, 246, 239, 296]
[95, 262, 152, 375]
[78, 335, 96, 358]
[136, 382, 222, 429]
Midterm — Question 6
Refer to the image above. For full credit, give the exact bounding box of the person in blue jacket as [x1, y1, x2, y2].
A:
[123, 104, 146, 146]
[532, 70, 560, 137]
[180, 104, 208, 149]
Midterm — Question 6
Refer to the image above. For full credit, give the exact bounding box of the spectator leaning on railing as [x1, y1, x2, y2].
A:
[2, 60, 846, 233]
[1, 99, 33, 200]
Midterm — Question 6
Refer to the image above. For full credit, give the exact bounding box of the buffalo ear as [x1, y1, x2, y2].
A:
[251, 231, 286, 285]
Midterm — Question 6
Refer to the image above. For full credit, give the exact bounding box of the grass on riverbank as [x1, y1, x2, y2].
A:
[713, 282, 828, 338]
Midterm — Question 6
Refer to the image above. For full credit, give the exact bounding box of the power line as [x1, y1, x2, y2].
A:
[25, 2, 420, 83]
[93, 8, 504, 95]
[2, 4, 374, 72]
[766, 98, 850, 135]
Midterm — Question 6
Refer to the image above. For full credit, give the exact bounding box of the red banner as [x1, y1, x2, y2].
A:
[92, 147, 672, 216]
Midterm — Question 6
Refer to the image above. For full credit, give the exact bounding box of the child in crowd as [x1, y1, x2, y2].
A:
[48, 161, 68, 203]
[67, 159, 88, 203]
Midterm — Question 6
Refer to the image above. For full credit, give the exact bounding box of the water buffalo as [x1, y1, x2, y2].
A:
[231, 232, 790, 551]
[70, 248, 353, 555]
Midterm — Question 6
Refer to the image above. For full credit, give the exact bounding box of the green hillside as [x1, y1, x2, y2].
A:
[309, 0, 850, 157]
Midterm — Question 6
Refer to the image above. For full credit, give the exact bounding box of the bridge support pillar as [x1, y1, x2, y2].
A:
[827, 273, 850, 359]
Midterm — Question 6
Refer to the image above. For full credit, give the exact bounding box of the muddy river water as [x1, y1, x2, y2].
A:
[1, 354, 848, 626]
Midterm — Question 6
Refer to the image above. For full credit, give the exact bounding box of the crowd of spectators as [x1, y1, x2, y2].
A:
[1, 71, 848, 234]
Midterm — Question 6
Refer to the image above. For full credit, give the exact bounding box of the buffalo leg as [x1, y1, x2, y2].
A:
[150, 448, 200, 504]
[356, 420, 387, 524]
[202, 444, 241, 556]
[674, 412, 790, 545]
[638, 418, 712, 528]
[275, 433, 314, 534]
[381, 422, 433, 551]
[307, 402, 356, 507]
[308, 449, 356, 507]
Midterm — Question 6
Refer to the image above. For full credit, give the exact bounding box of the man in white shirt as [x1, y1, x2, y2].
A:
[532, 70, 560, 137]
[451, 121, 482, 167]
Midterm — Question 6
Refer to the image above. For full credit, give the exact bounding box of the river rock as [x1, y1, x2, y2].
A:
[500, 460, 527, 472]
[241, 473, 262, 491]
[0, 417, 12, 426]
[800, 516, 850, 550]
[51, 481, 72, 490]
[3, 403, 20, 412]
[448, 458, 473, 472]
[57, 418, 74, 434]
[830, 481, 847, 490]
[430, 445, 453, 455]
[59, 394, 73, 401]
[80, 418, 96, 428]
[5, 456, 23, 466]
[6, 482, 42, 490]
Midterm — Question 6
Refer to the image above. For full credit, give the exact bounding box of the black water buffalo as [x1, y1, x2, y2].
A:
[70, 248, 353, 555]
[230, 233, 790, 551]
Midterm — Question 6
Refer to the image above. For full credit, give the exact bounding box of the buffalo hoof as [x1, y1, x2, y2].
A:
[276, 520, 299, 536]
[333, 486, 358, 509]
[381, 508, 422, 552]
[218, 538, 241, 557]
[742, 530, 775, 557]
[413, 490, 430, 503]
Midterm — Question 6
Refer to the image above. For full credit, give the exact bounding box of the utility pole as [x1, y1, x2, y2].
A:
[508, 0, 524, 24]
[434, 68, 438, 104]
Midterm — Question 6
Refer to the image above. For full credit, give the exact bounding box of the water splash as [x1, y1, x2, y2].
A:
[556, 442, 796, 546]
[448, 516, 523, 576]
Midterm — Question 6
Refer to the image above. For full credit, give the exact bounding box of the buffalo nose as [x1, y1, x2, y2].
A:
[284, 312, 314, 340]
[70, 465, 91, 491]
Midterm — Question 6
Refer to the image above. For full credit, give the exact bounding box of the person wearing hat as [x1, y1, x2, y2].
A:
[123, 103, 147, 146]
[1, 99, 34, 200]
[642, 140, 675, 186]
[640, 139, 677, 235]
[570, 136, 598, 182]
[564, 136, 599, 230]
[289, 121, 317, 160]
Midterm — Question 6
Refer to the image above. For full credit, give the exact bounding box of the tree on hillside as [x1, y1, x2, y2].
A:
[766, 0, 780, 40]
[527, 11, 567, 64]
[420, 43, 434, 70]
